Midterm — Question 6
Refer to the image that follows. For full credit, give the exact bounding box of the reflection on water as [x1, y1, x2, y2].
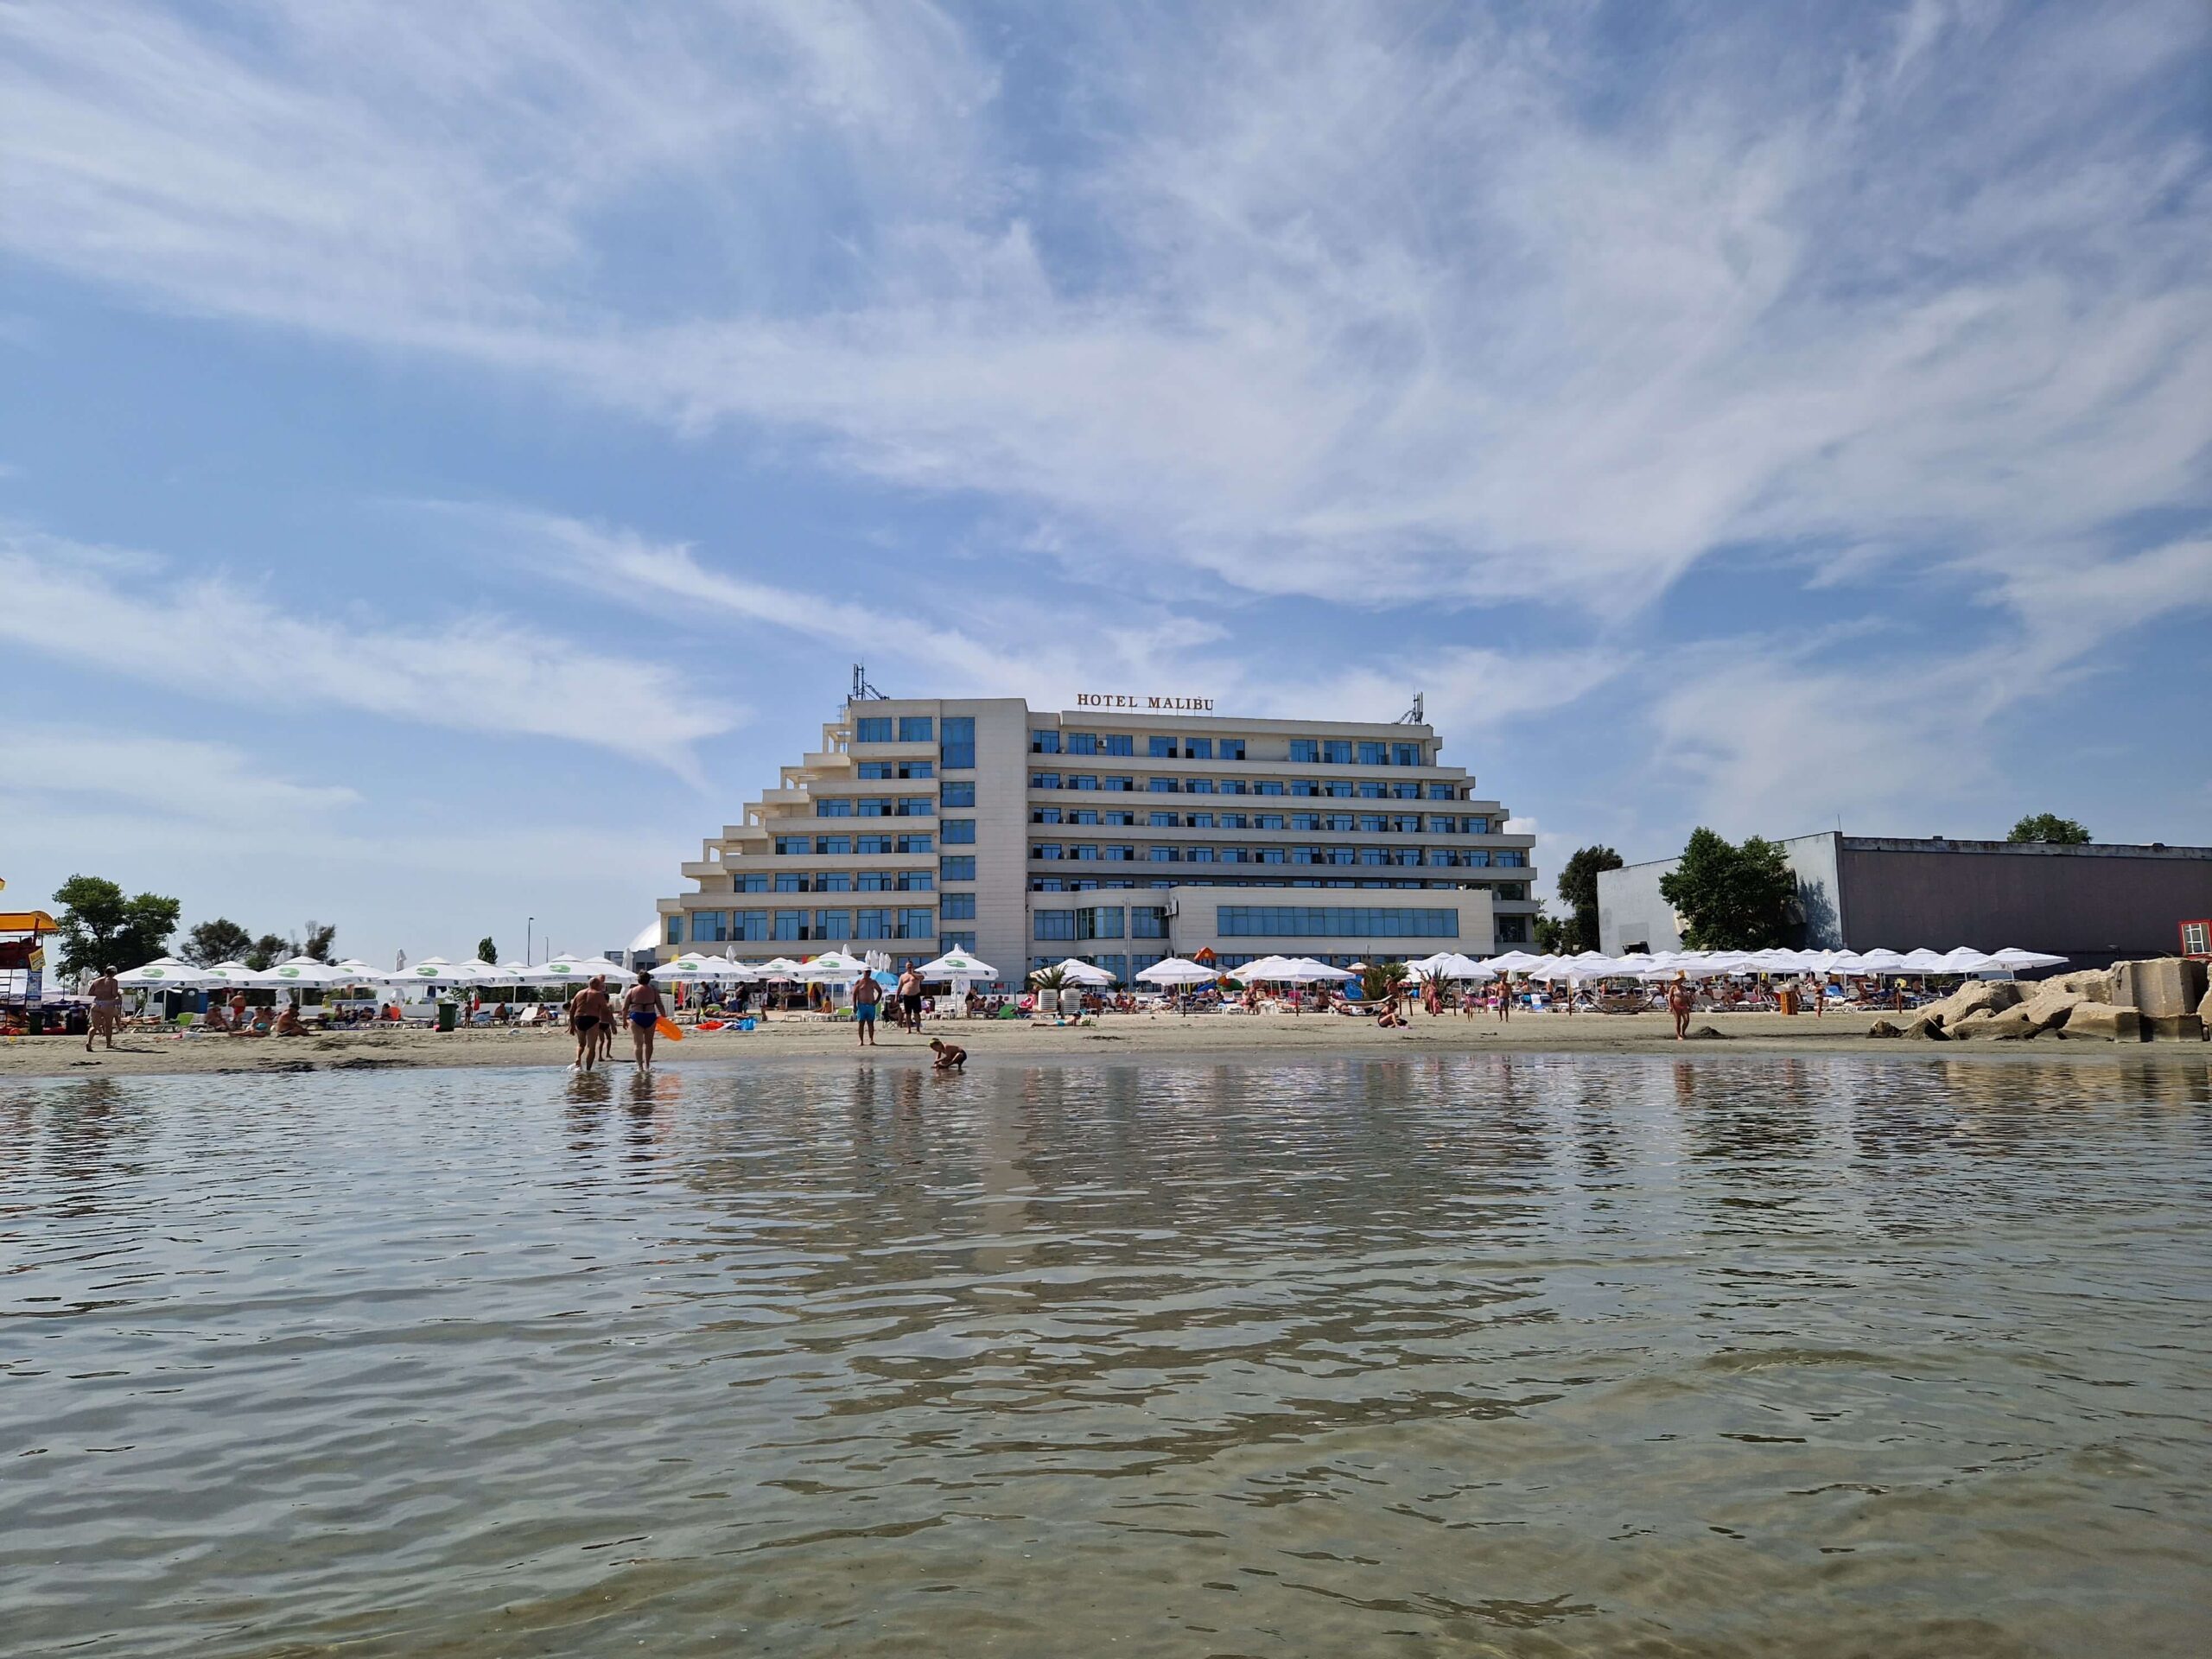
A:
[3, 1054, 2208, 1657]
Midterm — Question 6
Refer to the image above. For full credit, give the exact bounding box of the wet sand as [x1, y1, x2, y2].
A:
[6, 1008, 2204, 1079]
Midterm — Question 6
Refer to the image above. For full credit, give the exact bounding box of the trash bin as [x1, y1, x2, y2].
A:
[437, 1001, 458, 1033]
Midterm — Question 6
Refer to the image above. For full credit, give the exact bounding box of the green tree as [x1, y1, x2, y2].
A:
[2007, 812, 2090, 845]
[1532, 904, 1568, 954]
[245, 932, 290, 971]
[183, 918, 254, 966]
[1555, 844, 1624, 951]
[302, 921, 338, 962]
[52, 874, 181, 977]
[1657, 829, 1798, 950]
[476, 936, 499, 966]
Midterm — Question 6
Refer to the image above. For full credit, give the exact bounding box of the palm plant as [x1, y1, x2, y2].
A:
[1359, 961, 1409, 1002]
[1030, 966, 1069, 994]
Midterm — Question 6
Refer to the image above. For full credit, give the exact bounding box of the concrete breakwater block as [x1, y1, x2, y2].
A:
[2058, 1003, 2144, 1042]
[2113, 958, 2207, 1020]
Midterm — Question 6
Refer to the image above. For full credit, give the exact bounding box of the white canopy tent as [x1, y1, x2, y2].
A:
[793, 950, 873, 982]
[1135, 957, 1217, 987]
[1034, 957, 1116, 986]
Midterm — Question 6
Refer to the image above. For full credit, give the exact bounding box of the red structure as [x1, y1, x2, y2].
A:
[2183, 918, 2210, 959]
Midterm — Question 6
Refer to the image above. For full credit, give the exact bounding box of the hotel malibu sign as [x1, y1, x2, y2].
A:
[1075, 692, 1216, 712]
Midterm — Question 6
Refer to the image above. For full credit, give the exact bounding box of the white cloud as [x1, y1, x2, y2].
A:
[2, 1, 2202, 626]
[0, 729, 357, 827]
[0, 535, 736, 777]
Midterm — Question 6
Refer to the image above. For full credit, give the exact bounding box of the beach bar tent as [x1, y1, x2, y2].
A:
[915, 950, 998, 1000]
[0, 911, 60, 1008]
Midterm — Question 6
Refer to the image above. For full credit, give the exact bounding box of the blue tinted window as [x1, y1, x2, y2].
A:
[939, 931, 977, 951]
[855, 717, 892, 742]
[817, 836, 850, 855]
[940, 855, 976, 880]
[1104, 776, 1133, 791]
[1148, 736, 1176, 757]
[895, 834, 933, 854]
[773, 912, 804, 940]
[1186, 738, 1212, 760]
[1290, 739, 1319, 762]
[1217, 905, 1457, 938]
[1132, 906, 1167, 939]
[1034, 912, 1077, 940]
[941, 819, 976, 844]
[1220, 740, 1245, 760]
[1065, 732, 1096, 754]
[1031, 729, 1061, 753]
[899, 716, 934, 742]
[940, 893, 976, 920]
[740, 873, 769, 892]
[1324, 741, 1353, 763]
[939, 716, 975, 770]
[1103, 734, 1134, 755]
[942, 781, 975, 808]
[664, 915, 683, 944]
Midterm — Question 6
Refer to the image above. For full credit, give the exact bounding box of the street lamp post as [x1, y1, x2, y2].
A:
[526, 916, 534, 965]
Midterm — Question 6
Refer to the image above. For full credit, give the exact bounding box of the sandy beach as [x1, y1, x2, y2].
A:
[7, 1008, 2206, 1080]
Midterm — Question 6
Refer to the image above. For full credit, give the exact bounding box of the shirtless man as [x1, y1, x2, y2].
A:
[624, 970, 668, 1070]
[228, 988, 250, 1033]
[274, 1002, 308, 1037]
[929, 1037, 966, 1071]
[86, 967, 120, 1052]
[898, 963, 925, 1033]
[569, 976, 613, 1071]
[851, 970, 882, 1046]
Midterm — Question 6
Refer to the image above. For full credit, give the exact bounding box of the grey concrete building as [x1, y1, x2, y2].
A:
[1599, 833, 2212, 968]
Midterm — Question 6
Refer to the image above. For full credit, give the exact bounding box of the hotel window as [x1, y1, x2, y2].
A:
[1034, 843, 1065, 860]
[1075, 906, 1124, 939]
[1103, 734, 1134, 756]
[1034, 912, 1077, 941]
[1031, 772, 1061, 790]
[898, 872, 933, 892]
[1425, 849, 1455, 867]
[1425, 816, 1453, 833]
[899, 908, 935, 938]
[1185, 738, 1213, 760]
[1392, 816, 1421, 834]
[1356, 783, 1383, 799]
[1465, 816, 1490, 833]
[665, 915, 683, 944]
[1219, 812, 1249, 829]
[1220, 739, 1246, 760]
[939, 931, 977, 951]
[813, 910, 853, 940]
[1219, 779, 1248, 795]
[1106, 845, 1135, 861]
[1255, 780, 1284, 796]
[895, 834, 933, 854]
[1071, 775, 1099, 790]
[817, 872, 853, 893]
[940, 893, 976, 921]
[1185, 779, 1215, 794]
[1288, 780, 1319, 798]
[1497, 851, 1526, 867]
[1069, 809, 1100, 826]
[817, 799, 855, 817]
[1031, 877, 1065, 892]
[1325, 814, 1354, 831]
[1427, 785, 1456, 801]
[1148, 847, 1177, 862]
[1187, 847, 1216, 863]
[774, 835, 809, 855]
[1104, 776, 1133, 791]
[855, 908, 893, 940]
[903, 761, 934, 779]
[1290, 739, 1319, 762]
[899, 716, 934, 742]
[855, 717, 893, 742]
[817, 836, 852, 855]
[1393, 742, 1421, 766]
[1359, 814, 1386, 831]
[857, 797, 892, 817]
[690, 911, 727, 942]
[1031, 729, 1061, 753]
[895, 797, 932, 817]
[740, 874, 769, 893]
[1147, 811, 1177, 827]
[1073, 844, 1100, 861]
[940, 716, 975, 769]
[1291, 812, 1319, 831]
[1132, 906, 1167, 938]
[1464, 850, 1491, 867]
[1065, 732, 1097, 754]
[1186, 812, 1214, 829]
[1104, 810, 1134, 825]
[940, 855, 976, 881]
[1323, 741, 1354, 764]
[1259, 849, 1286, 864]
[1322, 783, 1351, 799]
[734, 910, 770, 941]
[1496, 915, 1529, 944]
[1389, 784, 1419, 799]
[856, 834, 893, 854]
[856, 761, 892, 779]
[1033, 808, 1063, 824]
[773, 911, 805, 941]
[1148, 736, 1176, 758]
[857, 871, 892, 892]
[1148, 777, 1179, 792]
[941, 781, 976, 808]
[1359, 849, 1388, 866]
[1358, 741, 1388, 765]
[1325, 848, 1356, 865]
[776, 872, 805, 893]
[1217, 905, 1458, 938]
[1256, 814, 1284, 830]
[941, 819, 976, 844]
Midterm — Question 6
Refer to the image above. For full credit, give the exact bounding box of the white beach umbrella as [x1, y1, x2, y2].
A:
[1988, 946, 2069, 970]
[1937, 946, 2002, 974]
[1897, 947, 1952, 975]
[1855, 948, 1910, 976]
[520, 954, 623, 985]
[1281, 957, 1356, 982]
[916, 950, 998, 982]
[330, 958, 394, 983]
[1427, 953, 1496, 981]
[1226, 955, 1300, 982]
[261, 956, 354, 988]
[198, 960, 269, 986]
[794, 950, 873, 982]
[1402, 951, 1453, 975]
[1135, 957, 1218, 986]
[1484, 950, 1546, 974]
[114, 957, 207, 988]
[663, 952, 753, 981]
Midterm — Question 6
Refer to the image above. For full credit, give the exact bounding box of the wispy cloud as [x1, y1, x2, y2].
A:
[4, 1, 2202, 623]
[0, 534, 736, 776]
[0, 728, 358, 828]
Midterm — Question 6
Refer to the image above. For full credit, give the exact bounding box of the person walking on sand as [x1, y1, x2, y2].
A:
[898, 963, 925, 1033]
[851, 970, 882, 1046]
[86, 967, 120, 1052]
[1495, 979, 1512, 1023]
[625, 970, 667, 1071]
[1667, 973, 1694, 1041]
[569, 976, 612, 1072]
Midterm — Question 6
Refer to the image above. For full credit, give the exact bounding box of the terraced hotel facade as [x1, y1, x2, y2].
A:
[658, 696, 1537, 984]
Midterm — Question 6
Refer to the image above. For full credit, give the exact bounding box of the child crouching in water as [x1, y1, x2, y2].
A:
[929, 1038, 966, 1071]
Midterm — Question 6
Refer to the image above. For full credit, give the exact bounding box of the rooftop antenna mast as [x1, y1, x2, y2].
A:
[849, 662, 887, 703]
[1396, 691, 1425, 725]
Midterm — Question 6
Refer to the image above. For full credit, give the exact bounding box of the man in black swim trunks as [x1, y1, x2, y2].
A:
[569, 976, 613, 1071]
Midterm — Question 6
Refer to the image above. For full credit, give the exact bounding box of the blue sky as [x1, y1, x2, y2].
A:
[2, 0, 2207, 967]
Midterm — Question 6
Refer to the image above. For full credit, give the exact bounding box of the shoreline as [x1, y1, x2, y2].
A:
[5, 1009, 2207, 1081]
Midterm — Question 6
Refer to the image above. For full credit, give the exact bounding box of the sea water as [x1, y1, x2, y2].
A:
[3, 1053, 2208, 1656]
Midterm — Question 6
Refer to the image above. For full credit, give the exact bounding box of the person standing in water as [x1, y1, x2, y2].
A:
[86, 966, 120, 1052]
[625, 970, 668, 1070]
[569, 976, 612, 1071]
[851, 970, 882, 1046]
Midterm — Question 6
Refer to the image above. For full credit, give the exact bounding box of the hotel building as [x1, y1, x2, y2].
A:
[657, 692, 1538, 984]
